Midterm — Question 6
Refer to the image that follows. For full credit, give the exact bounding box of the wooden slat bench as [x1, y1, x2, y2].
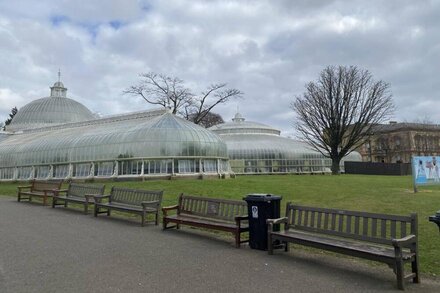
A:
[94, 187, 163, 226]
[52, 183, 105, 214]
[17, 180, 63, 205]
[162, 194, 249, 248]
[267, 203, 419, 290]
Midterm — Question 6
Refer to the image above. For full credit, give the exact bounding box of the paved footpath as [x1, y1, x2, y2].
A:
[1, 197, 439, 293]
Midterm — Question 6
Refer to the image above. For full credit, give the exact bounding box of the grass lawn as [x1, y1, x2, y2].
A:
[1, 174, 440, 276]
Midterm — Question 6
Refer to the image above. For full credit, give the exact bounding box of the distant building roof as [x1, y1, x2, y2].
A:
[371, 122, 440, 134]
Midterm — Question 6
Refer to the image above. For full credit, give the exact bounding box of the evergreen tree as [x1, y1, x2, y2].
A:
[4, 107, 18, 129]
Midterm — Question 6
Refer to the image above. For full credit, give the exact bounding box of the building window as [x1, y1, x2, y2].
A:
[97, 161, 115, 176]
[54, 165, 69, 178]
[74, 163, 91, 177]
[35, 166, 50, 179]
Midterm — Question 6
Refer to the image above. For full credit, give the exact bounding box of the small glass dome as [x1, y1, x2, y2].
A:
[209, 116, 280, 136]
[6, 81, 94, 132]
[210, 113, 361, 174]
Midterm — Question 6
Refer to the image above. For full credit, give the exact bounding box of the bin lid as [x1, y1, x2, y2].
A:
[244, 193, 282, 202]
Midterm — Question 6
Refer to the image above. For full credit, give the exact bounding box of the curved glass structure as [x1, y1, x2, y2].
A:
[0, 81, 230, 181]
[209, 113, 362, 174]
[6, 82, 95, 132]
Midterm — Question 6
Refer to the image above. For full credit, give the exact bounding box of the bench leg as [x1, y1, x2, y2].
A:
[395, 258, 404, 290]
[141, 213, 145, 227]
[17, 193, 21, 202]
[52, 197, 56, 208]
[412, 254, 420, 283]
[94, 205, 99, 217]
[163, 218, 167, 230]
[84, 203, 88, 215]
[107, 209, 111, 216]
[155, 213, 159, 225]
[268, 233, 274, 255]
[235, 231, 241, 248]
[65, 201, 68, 208]
[43, 196, 48, 206]
[284, 241, 289, 252]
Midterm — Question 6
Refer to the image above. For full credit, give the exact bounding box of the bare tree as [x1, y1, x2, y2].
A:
[123, 73, 192, 114]
[124, 73, 242, 123]
[292, 65, 394, 174]
[183, 83, 242, 125]
[187, 111, 224, 128]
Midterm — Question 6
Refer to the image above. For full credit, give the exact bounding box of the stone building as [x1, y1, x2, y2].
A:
[357, 122, 440, 163]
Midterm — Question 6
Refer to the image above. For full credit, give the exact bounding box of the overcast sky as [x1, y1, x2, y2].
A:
[0, 0, 439, 136]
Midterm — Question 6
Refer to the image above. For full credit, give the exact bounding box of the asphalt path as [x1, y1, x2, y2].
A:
[1, 197, 439, 293]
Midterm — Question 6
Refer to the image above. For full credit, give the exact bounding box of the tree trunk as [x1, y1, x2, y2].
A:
[331, 157, 341, 175]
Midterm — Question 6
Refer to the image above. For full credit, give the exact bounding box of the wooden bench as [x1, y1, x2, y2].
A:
[162, 194, 249, 248]
[267, 203, 419, 290]
[17, 180, 63, 205]
[94, 187, 163, 226]
[52, 183, 105, 214]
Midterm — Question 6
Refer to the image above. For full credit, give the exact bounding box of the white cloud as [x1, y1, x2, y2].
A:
[0, 88, 26, 113]
[0, 0, 439, 133]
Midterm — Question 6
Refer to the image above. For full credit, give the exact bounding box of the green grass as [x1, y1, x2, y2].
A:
[1, 174, 440, 276]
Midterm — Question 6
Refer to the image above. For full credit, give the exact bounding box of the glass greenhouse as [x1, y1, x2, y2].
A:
[0, 81, 230, 181]
[209, 113, 362, 174]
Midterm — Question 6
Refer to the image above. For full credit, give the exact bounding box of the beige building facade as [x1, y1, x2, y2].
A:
[357, 122, 440, 163]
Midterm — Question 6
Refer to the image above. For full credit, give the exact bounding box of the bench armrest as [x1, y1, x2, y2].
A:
[53, 189, 68, 196]
[267, 217, 288, 225]
[17, 185, 32, 191]
[93, 194, 111, 203]
[235, 215, 248, 221]
[84, 194, 96, 202]
[43, 188, 59, 195]
[235, 215, 249, 228]
[162, 205, 179, 216]
[267, 217, 288, 232]
[141, 200, 160, 208]
[392, 235, 416, 248]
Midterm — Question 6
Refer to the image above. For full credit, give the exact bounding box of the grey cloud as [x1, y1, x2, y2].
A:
[0, 0, 439, 135]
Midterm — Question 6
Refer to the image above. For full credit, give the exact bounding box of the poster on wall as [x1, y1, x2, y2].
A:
[412, 156, 440, 192]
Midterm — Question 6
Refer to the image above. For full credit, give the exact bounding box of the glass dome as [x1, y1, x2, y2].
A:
[210, 113, 361, 174]
[210, 113, 280, 136]
[6, 81, 94, 132]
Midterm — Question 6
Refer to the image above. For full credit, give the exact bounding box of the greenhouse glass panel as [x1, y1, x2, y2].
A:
[178, 159, 196, 173]
[35, 166, 50, 179]
[54, 165, 69, 178]
[203, 159, 217, 173]
[18, 167, 33, 179]
[119, 160, 142, 176]
[147, 160, 172, 174]
[220, 160, 230, 172]
[0, 168, 14, 179]
[96, 162, 114, 177]
[74, 163, 91, 177]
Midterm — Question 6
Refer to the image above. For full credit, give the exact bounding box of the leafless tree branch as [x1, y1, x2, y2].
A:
[292, 65, 394, 174]
[124, 73, 242, 125]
